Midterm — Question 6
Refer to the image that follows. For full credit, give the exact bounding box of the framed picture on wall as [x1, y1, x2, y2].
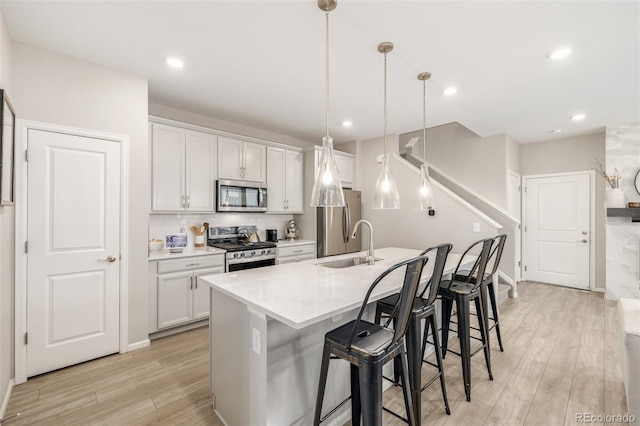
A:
[0, 89, 15, 205]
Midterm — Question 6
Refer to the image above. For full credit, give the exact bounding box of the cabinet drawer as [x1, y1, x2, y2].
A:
[157, 255, 224, 274]
[277, 244, 315, 259]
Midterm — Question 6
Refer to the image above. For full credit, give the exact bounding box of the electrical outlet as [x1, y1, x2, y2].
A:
[473, 223, 480, 233]
[252, 328, 261, 355]
[376, 154, 384, 164]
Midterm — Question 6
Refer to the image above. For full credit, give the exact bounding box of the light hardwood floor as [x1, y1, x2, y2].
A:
[3, 281, 628, 425]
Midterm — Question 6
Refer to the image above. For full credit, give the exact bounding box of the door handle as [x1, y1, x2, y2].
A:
[577, 239, 588, 243]
[98, 255, 117, 263]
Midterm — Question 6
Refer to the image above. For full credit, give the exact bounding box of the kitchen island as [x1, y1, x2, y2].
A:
[200, 247, 472, 426]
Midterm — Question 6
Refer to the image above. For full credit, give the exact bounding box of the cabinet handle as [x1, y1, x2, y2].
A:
[293, 249, 303, 253]
[186, 195, 190, 208]
[181, 195, 186, 207]
[190, 276, 193, 290]
[195, 276, 198, 289]
[185, 262, 201, 266]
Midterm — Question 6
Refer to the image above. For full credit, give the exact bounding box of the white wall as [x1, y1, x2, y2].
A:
[149, 103, 313, 150]
[0, 6, 13, 412]
[401, 123, 508, 210]
[356, 134, 499, 255]
[505, 134, 521, 174]
[12, 43, 150, 345]
[605, 122, 640, 300]
[520, 132, 606, 290]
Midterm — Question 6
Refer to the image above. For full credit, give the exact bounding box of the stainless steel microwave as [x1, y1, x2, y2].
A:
[216, 179, 268, 212]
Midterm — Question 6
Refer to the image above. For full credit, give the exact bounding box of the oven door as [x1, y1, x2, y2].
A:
[217, 179, 268, 212]
[227, 258, 276, 272]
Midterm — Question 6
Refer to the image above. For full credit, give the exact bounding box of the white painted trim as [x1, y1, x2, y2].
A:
[521, 170, 596, 291]
[0, 379, 14, 421]
[498, 270, 518, 299]
[13, 120, 130, 383]
[127, 339, 150, 352]
[148, 115, 303, 152]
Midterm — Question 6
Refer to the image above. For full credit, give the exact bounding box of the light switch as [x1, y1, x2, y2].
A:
[473, 223, 480, 233]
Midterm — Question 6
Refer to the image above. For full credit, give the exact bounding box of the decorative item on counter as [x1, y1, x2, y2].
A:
[266, 229, 278, 242]
[286, 219, 299, 240]
[594, 156, 625, 208]
[191, 225, 206, 247]
[628, 202, 640, 208]
[148, 239, 163, 252]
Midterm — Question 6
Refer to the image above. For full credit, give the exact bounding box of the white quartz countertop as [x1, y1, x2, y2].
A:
[200, 247, 474, 330]
[148, 247, 226, 261]
[276, 239, 315, 247]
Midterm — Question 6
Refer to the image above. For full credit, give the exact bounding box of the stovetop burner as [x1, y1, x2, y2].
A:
[209, 240, 276, 252]
[207, 225, 277, 252]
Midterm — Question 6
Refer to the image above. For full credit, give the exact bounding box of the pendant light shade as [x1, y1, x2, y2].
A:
[310, 0, 345, 207]
[372, 41, 400, 210]
[415, 72, 436, 212]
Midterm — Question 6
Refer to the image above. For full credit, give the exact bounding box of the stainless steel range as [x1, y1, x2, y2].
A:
[207, 226, 276, 272]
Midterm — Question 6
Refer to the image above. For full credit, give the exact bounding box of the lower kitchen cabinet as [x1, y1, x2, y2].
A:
[276, 241, 316, 265]
[149, 253, 224, 333]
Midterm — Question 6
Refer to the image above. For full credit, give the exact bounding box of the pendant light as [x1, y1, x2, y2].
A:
[372, 42, 400, 209]
[310, 0, 345, 207]
[416, 72, 436, 213]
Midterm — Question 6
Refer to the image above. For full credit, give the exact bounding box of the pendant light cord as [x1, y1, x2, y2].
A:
[383, 51, 388, 155]
[422, 79, 426, 166]
[325, 11, 330, 138]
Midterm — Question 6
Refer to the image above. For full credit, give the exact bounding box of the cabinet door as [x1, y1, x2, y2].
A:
[151, 123, 185, 211]
[267, 147, 286, 213]
[335, 154, 353, 188]
[217, 137, 244, 180]
[193, 267, 224, 320]
[157, 271, 193, 329]
[185, 131, 216, 211]
[243, 141, 266, 182]
[286, 150, 303, 212]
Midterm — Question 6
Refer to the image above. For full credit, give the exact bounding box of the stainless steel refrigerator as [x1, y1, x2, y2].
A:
[317, 189, 362, 258]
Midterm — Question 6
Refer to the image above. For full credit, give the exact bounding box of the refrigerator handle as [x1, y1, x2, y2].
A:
[343, 201, 351, 244]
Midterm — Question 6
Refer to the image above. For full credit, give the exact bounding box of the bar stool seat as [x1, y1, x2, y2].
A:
[314, 255, 428, 426]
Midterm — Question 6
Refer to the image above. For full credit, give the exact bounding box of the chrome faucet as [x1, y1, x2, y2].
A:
[351, 220, 375, 265]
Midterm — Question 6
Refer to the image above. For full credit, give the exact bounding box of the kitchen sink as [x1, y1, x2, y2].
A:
[317, 257, 383, 269]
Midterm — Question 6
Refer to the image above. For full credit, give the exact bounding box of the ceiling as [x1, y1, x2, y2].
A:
[1, 1, 638, 145]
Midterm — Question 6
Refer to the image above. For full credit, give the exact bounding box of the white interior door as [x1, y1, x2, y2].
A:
[27, 129, 121, 377]
[524, 173, 590, 289]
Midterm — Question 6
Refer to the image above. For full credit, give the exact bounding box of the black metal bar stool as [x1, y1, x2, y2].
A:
[374, 243, 453, 423]
[438, 237, 494, 402]
[454, 234, 507, 352]
[313, 255, 428, 426]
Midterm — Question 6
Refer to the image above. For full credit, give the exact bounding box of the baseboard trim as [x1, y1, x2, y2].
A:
[0, 379, 14, 421]
[127, 339, 150, 352]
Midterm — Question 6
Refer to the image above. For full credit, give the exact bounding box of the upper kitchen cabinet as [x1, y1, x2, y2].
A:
[151, 122, 217, 212]
[267, 147, 303, 213]
[313, 146, 355, 188]
[217, 136, 266, 183]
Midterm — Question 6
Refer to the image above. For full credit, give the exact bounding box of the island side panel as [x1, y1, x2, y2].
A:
[210, 288, 252, 426]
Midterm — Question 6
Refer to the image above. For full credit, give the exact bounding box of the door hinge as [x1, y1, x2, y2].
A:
[25, 241, 28, 253]
[524, 266, 528, 272]
[518, 224, 521, 230]
[25, 149, 29, 162]
[524, 186, 527, 193]
[524, 226, 527, 232]
[24, 333, 28, 345]
[518, 261, 521, 267]
[518, 185, 521, 192]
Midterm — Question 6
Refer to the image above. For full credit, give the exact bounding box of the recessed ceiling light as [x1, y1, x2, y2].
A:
[552, 129, 562, 134]
[443, 87, 457, 96]
[571, 113, 586, 121]
[549, 48, 571, 60]
[166, 57, 184, 69]
[342, 120, 353, 127]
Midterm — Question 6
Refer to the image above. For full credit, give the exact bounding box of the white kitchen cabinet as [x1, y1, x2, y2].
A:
[276, 242, 316, 265]
[217, 136, 266, 183]
[313, 147, 355, 189]
[267, 147, 303, 213]
[151, 123, 216, 212]
[150, 254, 224, 332]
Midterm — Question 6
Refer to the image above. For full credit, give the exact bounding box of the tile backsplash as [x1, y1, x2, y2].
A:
[149, 213, 295, 247]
